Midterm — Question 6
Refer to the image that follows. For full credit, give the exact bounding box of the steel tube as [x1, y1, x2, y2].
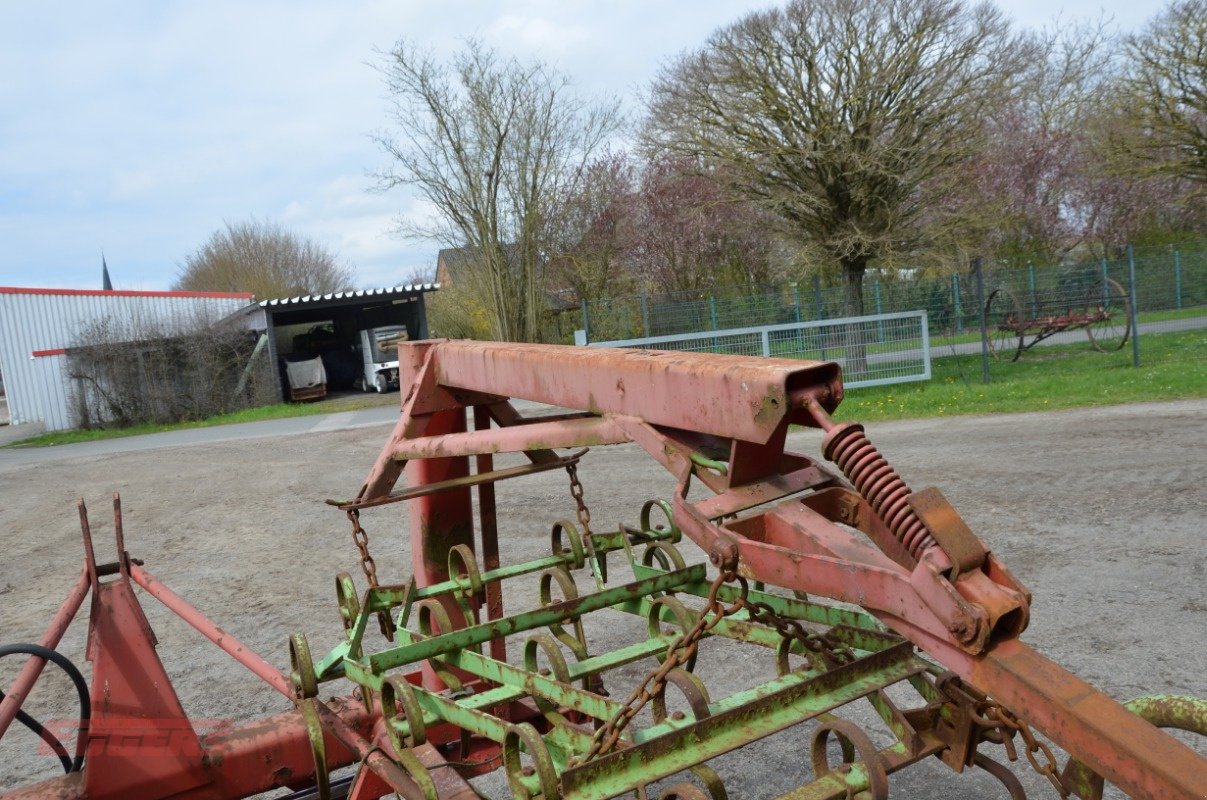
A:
[967, 639, 1207, 800]
[0, 567, 90, 740]
[129, 564, 293, 697]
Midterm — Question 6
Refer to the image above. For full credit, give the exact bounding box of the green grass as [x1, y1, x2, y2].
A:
[6, 329, 1204, 447]
[836, 328, 1207, 422]
[5, 392, 396, 448]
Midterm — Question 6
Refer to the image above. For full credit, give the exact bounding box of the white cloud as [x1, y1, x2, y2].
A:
[0, 0, 1158, 291]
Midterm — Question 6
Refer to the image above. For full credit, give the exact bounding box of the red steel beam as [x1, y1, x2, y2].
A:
[128, 564, 294, 698]
[0, 567, 90, 740]
[4, 697, 374, 800]
[426, 341, 842, 444]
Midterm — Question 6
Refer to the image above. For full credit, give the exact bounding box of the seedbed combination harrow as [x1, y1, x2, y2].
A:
[1, 341, 1204, 799]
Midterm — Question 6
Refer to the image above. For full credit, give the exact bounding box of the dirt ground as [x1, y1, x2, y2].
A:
[1, 399, 1203, 798]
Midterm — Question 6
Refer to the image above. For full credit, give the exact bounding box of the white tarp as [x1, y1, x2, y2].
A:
[285, 356, 326, 389]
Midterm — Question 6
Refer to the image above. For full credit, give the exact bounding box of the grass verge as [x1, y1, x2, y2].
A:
[6, 329, 1203, 447]
[836, 328, 1206, 421]
[5, 392, 396, 448]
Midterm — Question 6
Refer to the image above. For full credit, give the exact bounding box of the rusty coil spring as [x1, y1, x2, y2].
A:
[821, 422, 936, 561]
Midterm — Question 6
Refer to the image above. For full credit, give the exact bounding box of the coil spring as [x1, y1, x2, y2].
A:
[822, 422, 936, 561]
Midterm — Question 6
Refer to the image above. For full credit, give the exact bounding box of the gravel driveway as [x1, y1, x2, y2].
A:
[1, 400, 1203, 798]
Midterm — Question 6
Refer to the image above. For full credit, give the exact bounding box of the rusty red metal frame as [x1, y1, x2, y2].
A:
[347, 341, 1205, 799]
[4, 340, 1204, 800]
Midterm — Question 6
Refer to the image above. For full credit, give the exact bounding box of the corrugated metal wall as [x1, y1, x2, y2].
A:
[0, 290, 253, 431]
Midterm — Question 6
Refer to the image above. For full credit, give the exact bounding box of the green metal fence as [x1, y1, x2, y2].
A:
[578, 242, 1207, 346]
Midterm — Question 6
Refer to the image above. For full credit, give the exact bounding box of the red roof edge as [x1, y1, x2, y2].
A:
[0, 287, 255, 300]
[31, 348, 68, 358]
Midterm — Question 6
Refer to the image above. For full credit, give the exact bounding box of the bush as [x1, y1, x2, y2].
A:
[67, 315, 276, 429]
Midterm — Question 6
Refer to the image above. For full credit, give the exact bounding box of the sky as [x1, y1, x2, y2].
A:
[0, 1, 1157, 293]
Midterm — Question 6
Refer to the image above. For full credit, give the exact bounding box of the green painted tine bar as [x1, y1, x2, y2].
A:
[368, 566, 705, 672]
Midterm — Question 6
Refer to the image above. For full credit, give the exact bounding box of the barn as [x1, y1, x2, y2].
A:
[0, 287, 255, 432]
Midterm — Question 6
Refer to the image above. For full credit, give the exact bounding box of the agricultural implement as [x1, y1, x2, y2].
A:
[2, 340, 1204, 799]
[984, 276, 1131, 360]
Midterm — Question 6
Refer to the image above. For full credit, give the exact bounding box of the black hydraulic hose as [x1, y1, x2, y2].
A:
[0, 643, 91, 773]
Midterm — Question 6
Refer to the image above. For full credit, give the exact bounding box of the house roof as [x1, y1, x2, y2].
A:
[257, 284, 440, 309]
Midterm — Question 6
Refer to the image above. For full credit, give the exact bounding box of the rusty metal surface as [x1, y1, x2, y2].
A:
[5, 341, 1204, 800]
[428, 340, 843, 444]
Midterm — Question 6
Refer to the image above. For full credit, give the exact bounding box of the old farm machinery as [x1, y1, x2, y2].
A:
[983, 273, 1132, 361]
[2, 340, 1204, 800]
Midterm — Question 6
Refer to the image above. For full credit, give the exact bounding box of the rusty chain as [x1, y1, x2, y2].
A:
[346, 508, 380, 588]
[566, 462, 593, 538]
[346, 508, 394, 640]
[579, 566, 746, 763]
[981, 703, 1071, 798]
[740, 599, 857, 670]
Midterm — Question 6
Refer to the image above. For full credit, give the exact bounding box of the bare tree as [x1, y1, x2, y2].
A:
[375, 40, 622, 342]
[644, 0, 1020, 316]
[175, 219, 353, 299]
[1113, 0, 1207, 187]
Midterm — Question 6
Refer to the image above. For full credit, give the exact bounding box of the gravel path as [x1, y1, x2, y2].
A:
[1, 399, 1203, 798]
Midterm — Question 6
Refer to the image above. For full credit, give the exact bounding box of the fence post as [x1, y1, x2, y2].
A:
[813, 276, 827, 359]
[708, 296, 719, 330]
[974, 257, 990, 385]
[760, 329, 771, 357]
[952, 273, 963, 334]
[1027, 262, 1038, 318]
[792, 283, 802, 322]
[874, 280, 885, 343]
[1128, 244, 1140, 368]
[640, 294, 650, 338]
[1174, 247, 1183, 309]
[580, 299, 590, 344]
[1101, 258, 1110, 306]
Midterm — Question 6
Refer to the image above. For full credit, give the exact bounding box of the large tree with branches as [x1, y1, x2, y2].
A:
[1117, 0, 1207, 187]
[644, 0, 1020, 316]
[375, 40, 622, 342]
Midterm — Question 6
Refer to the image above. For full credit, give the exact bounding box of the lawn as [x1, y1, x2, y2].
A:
[6, 391, 396, 448]
[6, 329, 1204, 447]
[836, 328, 1206, 421]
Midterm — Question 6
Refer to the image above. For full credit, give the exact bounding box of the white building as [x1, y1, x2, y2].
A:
[0, 287, 253, 431]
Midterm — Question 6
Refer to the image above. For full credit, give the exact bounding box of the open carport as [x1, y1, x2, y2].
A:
[235, 284, 438, 399]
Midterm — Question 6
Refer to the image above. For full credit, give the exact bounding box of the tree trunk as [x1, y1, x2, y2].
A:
[841, 258, 869, 376]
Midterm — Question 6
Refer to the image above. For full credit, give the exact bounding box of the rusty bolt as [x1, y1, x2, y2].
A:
[670, 711, 686, 721]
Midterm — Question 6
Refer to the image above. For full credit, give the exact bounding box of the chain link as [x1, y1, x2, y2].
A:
[982, 703, 1071, 798]
[579, 566, 746, 763]
[739, 599, 858, 670]
[347, 508, 380, 588]
[346, 508, 394, 640]
[566, 462, 593, 538]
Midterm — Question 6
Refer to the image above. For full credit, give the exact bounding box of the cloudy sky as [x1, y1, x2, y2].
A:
[0, 1, 1154, 293]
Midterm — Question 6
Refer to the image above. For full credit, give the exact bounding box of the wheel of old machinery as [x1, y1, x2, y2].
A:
[1083, 277, 1131, 352]
[289, 632, 318, 700]
[550, 519, 585, 570]
[651, 666, 712, 724]
[659, 784, 714, 800]
[523, 633, 575, 729]
[640, 498, 681, 543]
[503, 722, 559, 800]
[810, 718, 889, 800]
[448, 543, 483, 599]
[414, 598, 466, 690]
[647, 594, 702, 673]
[642, 541, 688, 572]
[538, 566, 588, 658]
[984, 287, 1024, 361]
[334, 571, 360, 634]
[380, 674, 427, 749]
[299, 698, 330, 800]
